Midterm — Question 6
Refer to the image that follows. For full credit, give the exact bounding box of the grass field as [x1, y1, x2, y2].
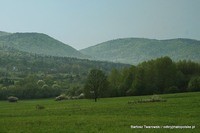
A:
[0, 92, 199, 133]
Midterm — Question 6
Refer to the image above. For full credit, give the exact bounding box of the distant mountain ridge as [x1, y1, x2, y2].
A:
[1, 31, 199, 64]
[80, 38, 200, 64]
[0, 31, 11, 37]
[0, 32, 86, 58]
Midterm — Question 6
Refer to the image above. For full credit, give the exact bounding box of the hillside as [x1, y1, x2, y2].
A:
[0, 45, 130, 100]
[0, 32, 86, 58]
[0, 47, 128, 76]
[80, 38, 200, 64]
[0, 31, 11, 37]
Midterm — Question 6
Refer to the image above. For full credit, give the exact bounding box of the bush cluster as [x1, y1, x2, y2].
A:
[7, 96, 18, 102]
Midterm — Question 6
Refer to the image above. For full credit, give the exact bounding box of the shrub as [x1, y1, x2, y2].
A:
[165, 86, 179, 93]
[8, 96, 18, 102]
[77, 93, 85, 99]
[36, 104, 45, 110]
[71, 96, 78, 100]
[1, 87, 7, 90]
[150, 95, 166, 102]
[42, 84, 49, 89]
[188, 76, 200, 92]
[52, 84, 60, 89]
[37, 80, 45, 87]
[128, 95, 167, 104]
[139, 95, 167, 103]
[55, 94, 66, 101]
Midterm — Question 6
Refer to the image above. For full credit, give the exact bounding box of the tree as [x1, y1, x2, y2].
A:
[84, 69, 108, 102]
[188, 76, 200, 92]
[154, 57, 177, 93]
[132, 66, 145, 95]
[108, 68, 123, 97]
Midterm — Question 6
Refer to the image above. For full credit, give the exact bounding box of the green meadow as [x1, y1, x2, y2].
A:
[0, 92, 199, 133]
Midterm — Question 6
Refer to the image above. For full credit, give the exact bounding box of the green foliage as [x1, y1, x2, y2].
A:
[0, 32, 86, 58]
[188, 76, 200, 91]
[0, 46, 127, 100]
[80, 38, 200, 64]
[2, 32, 200, 100]
[35, 104, 45, 110]
[67, 85, 83, 97]
[0, 46, 127, 76]
[108, 56, 200, 97]
[37, 80, 45, 87]
[108, 68, 123, 97]
[0, 31, 11, 37]
[84, 69, 108, 102]
[164, 86, 179, 93]
[0, 75, 62, 100]
[0, 78, 14, 86]
[52, 84, 60, 89]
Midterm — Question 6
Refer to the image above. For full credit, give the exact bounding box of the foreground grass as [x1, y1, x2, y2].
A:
[0, 92, 199, 133]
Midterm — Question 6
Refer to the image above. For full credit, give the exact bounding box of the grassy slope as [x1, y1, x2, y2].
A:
[80, 38, 200, 64]
[0, 92, 199, 133]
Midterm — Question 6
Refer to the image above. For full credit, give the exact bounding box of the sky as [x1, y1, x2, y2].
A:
[0, 0, 200, 50]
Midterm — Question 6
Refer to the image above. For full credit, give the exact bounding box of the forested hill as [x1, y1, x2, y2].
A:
[0, 32, 86, 58]
[0, 47, 129, 78]
[0, 47, 129, 99]
[80, 38, 200, 64]
[0, 31, 11, 37]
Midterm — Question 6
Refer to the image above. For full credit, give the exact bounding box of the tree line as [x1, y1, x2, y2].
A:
[0, 55, 200, 100]
[84, 57, 200, 101]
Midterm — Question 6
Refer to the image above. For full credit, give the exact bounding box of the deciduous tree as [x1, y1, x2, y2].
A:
[84, 69, 108, 102]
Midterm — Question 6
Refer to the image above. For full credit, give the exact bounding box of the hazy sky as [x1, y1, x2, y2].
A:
[0, 0, 200, 49]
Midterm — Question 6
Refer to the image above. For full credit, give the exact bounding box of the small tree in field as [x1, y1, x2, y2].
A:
[84, 69, 108, 102]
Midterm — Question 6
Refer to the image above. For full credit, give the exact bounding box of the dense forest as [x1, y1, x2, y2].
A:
[83, 56, 200, 100]
[0, 46, 200, 100]
[0, 47, 129, 100]
[80, 38, 200, 64]
[0, 32, 86, 58]
[105, 57, 200, 97]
